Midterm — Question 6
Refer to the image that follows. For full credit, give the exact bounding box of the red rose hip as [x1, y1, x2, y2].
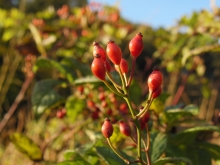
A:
[152, 86, 162, 99]
[129, 32, 144, 58]
[93, 41, 106, 62]
[115, 58, 129, 74]
[147, 67, 163, 93]
[91, 55, 106, 80]
[102, 118, 114, 138]
[119, 120, 131, 136]
[106, 40, 122, 65]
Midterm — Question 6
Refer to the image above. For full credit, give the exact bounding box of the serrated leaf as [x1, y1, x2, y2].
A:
[10, 133, 42, 161]
[153, 157, 193, 165]
[96, 146, 128, 165]
[151, 133, 168, 162]
[32, 79, 65, 117]
[65, 96, 85, 122]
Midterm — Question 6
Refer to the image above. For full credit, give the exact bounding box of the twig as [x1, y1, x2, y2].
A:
[0, 74, 34, 133]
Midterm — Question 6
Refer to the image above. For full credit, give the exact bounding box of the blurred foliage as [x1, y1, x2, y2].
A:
[0, 1, 220, 165]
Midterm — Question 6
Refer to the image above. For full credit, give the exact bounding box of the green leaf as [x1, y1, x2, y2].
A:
[197, 142, 220, 160]
[2, 29, 16, 41]
[33, 57, 75, 83]
[129, 80, 142, 105]
[61, 57, 90, 77]
[32, 79, 65, 117]
[74, 76, 102, 84]
[56, 160, 90, 165]
[150, 133, 168, 162]
[63, 150, 80, 160]
[65, 96, 85, 122]
[177, 125, 220, 135]
[186, 146, 211, 165]
[153, 157, 193, 165]
[95, 146, 127, 165]
[163, 104, 199, 125]
[10, 133, 42, 161]
[29, 23, 46, 55]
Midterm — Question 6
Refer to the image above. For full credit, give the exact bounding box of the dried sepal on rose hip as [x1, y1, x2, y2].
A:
[147, 67, 163, 93]
[93, 41, 106, 62]
[129, 32, 144, 58]
[119, 120, 131, 136]
[91, 54, 106, 80]
[106, 40, 122, 65]
[102, 118, 114, 138]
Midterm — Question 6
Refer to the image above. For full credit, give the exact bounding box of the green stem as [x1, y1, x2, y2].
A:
[145, 124, 151, 165]
[135, 93, 153, 119]
[127, 57, 136, 87]
[103, 80, 125, 97]
[116, 64, 126, 90]
[123, 73, 128, 86]
[107, 138, 130, 164]
[136, 124, 143, 163]
[124, 97, 135, 118]
[106, 72, 122, 90]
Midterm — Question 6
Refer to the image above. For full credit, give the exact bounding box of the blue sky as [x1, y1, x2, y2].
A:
[89, 0, 220, 28]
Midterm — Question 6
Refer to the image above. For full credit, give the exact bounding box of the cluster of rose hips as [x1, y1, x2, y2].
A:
[91, 32, 162, 164]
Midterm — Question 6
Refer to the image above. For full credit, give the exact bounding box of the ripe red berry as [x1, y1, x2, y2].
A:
[87, 100, 95, 108]
[91, 109, 99, 120]
[56, 111, 64, 118]
[61, 108, 66, 116]
[91, 55, 106, 80]
[98, 92, 105, 101]
[140, 112, 150, 130]
[106, 40, 122, 65]
[77, 86, 84, 94]
[93, 41, 106, 61]
[119, 121, 131, 136]
[152, 86, 162, 99]
[106, 108, 113, 115]
[101, 118, 113, 138]
[129, 32, 144, 58]
[147, 67, 163, 93]
[56, 109, 66, 119]
[115, 58, 129, 74]
[119, 103, 128, 114]
[105, 60, 112, 72]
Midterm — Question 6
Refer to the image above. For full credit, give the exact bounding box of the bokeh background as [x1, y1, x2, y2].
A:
[0, 0, 220, 165]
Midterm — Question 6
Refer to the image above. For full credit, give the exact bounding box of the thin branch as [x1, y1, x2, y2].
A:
[0, 74, 34, 133]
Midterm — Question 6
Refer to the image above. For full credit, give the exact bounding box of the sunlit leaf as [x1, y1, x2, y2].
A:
[96, 146, 128, 165]
[2, 29, 15, 41]
[65, 96, 85, 122]
[10, 133, 42, 161]
[150, 133, 168, 162]
[177, 125, 220, 135]
[153, 157, 192, 165]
